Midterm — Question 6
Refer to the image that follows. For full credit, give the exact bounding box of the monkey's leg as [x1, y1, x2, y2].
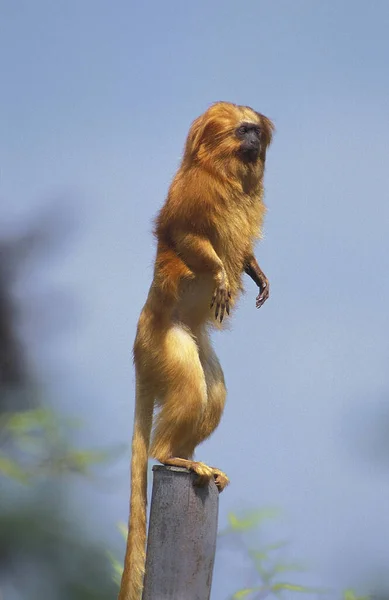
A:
[178, 331, 229, 492]
[149, 324, 216, 487]
[200, 334, 229, 491]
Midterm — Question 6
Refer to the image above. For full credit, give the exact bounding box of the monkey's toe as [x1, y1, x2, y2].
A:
[212, 469, 230, 492]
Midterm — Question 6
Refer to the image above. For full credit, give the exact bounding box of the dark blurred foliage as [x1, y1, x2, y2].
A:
[0, 234, 30, 398]
[0, 200, 76, 408]
[0, 205, 117, 600]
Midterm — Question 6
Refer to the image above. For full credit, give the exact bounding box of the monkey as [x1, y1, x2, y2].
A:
[118, 101, 274, 600]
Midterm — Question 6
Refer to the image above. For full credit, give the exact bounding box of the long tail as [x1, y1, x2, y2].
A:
[118, 380, 154, 600]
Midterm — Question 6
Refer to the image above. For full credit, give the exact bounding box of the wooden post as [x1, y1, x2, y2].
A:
[142, 465, 219, 600]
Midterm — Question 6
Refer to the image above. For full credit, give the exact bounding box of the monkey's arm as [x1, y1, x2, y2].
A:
[244, 255, 269, 309]
[173, 231, 223, 273]
[173, 231, 230, 322]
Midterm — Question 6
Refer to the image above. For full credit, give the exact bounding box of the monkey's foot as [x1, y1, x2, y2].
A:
[162, 457, 229, 492]
[194, 463, 229, 492]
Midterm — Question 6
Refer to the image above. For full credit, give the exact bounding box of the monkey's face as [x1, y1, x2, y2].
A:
[235, 121, 263, 163]
[184, 102, 274, 171]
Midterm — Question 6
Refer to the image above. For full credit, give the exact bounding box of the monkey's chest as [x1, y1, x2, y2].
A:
[216, 210, 261, 281]
[217, 203, 262, 249]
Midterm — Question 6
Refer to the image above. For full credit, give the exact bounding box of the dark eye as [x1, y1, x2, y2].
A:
[238, 125, 248, 135]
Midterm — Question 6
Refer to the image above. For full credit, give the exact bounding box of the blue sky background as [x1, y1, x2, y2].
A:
[1, 1, 389, 596]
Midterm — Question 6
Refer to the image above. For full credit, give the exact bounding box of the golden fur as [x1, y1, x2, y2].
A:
[118, 101, 274, 600]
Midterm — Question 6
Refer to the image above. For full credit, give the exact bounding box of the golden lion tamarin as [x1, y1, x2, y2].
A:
[118, 101, 274, 600]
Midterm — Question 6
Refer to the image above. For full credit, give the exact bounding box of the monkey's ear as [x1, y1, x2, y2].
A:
[256, 113, 275, 146]
[184, 115, 209, 158]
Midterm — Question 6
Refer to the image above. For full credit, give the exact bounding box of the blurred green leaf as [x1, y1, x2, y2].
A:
[343, 590, 370, 600]
[0, 453, 29, 483]
[61, 449, 112, 474]
[2, 408, 56, 433]
[107, 551, 123, 586]
[227, 508, 281, 532]
[1, 406, 123, 482]
[260, 541, 289, 552]
[108, 524, 128, 587]
[232, 587, 261, 599]
[118, 522, 128, 540]
[271, 582, 322, 593]
[272, 563, 306, 574]
[251, 550, 269, 561]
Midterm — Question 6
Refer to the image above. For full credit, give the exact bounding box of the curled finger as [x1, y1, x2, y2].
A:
[219, 303, 225, 323]
[215, 302, 220, 320]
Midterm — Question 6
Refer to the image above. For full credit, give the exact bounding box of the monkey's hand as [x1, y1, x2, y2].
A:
[210, 271, 231, 323]
[256, 273, 269, 309]
[244, 256, 270, 309]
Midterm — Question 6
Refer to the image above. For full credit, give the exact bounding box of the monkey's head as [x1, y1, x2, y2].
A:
[183, 102, 274, 173]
